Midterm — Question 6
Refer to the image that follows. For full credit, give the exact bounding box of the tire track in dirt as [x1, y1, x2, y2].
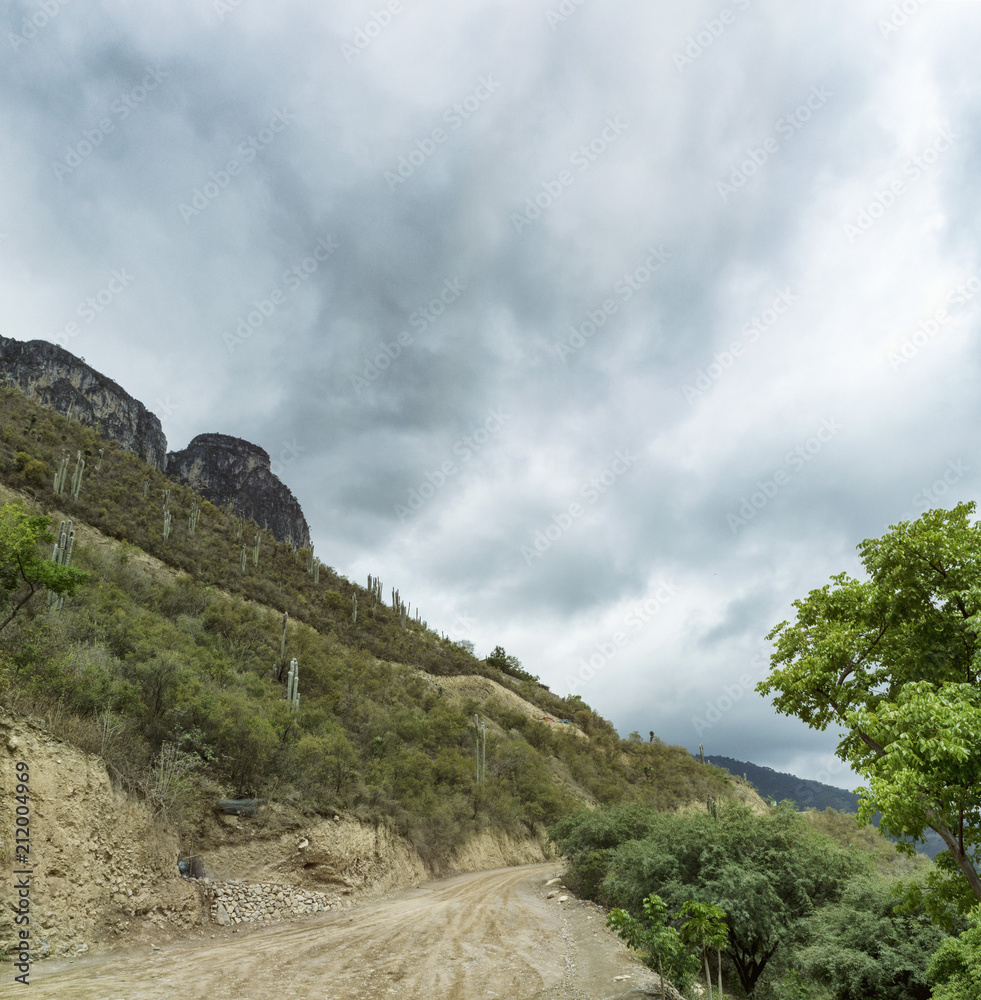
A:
[27, 862, 655, 1000]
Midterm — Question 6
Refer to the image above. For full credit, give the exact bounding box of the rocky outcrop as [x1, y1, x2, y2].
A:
[0, 335, 167, 469]
[166, 433, 311, 549]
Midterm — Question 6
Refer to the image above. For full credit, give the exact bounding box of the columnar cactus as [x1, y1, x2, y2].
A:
[163, 509, 172, 541]
[253, 533, 260, 567]
[53, 452, 70, 494]
[286, 658, 300, 712]
[352, 592, 358, 624]
[48, 520, 75, 610]
[240, 544, 247, 571]
[95, 447, 104, 473]
[189, 503, 201, 535]
[70, 451, 84, 499]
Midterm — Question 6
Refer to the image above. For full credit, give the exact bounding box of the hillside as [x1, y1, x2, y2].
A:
[708, 754, 946, 859]
[0, 383, 761, 958]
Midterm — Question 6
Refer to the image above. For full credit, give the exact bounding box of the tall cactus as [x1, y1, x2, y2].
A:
[70, 451, 84, 499]
[273, 612, 289, 681]
[352, 592, 358, 624]
[188, 503, 200, 536]
[163, 509, 172, 541]
[53, 451, 70, 494]
[142, 478, 149, 499]
[95, 447, 104, 473]
[285, 658, 300, 713]
[240, 544, 247, 571]
[48, 520, 75, 609]
[252, 533, 260, 567]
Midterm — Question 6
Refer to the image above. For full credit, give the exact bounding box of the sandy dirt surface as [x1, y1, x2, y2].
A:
[25, 862, 662, 1000]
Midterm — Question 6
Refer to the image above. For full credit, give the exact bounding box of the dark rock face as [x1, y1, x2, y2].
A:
[0, 335, 167, 469]
[167, 433, 311, 549]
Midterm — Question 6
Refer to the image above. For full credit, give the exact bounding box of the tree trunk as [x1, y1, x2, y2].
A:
[703, 949, 713, 1000]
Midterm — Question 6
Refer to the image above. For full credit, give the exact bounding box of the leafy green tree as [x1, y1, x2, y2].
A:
[758, 504, 981, 909]
[679, 900, 729, 1000]
[928, 904, 981, 1000]
[0, 501, 87, 631]
[795, 874, 945, 999]
[593, 805, 864, 995]
[607, 893, 699, 996]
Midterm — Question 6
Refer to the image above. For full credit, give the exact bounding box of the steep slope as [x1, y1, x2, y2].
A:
[0, 335, 167, 469]
[0, 386, 756, 961]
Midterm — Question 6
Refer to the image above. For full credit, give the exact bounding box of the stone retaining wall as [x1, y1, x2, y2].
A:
[203, 881, 338, 926]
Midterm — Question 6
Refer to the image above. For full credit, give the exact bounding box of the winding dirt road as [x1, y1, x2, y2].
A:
[26, 863, 659, 1000]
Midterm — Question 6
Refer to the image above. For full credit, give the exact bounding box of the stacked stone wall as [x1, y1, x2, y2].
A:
[203, 880, 338, 926]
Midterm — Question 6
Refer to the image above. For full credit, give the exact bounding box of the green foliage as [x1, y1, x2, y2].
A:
[607, 893, 699, 993]
[555, 803, 868, 996]
[929, 904, 981, 1000]
[794, 874, 945, 1000]
[0, 386, 756, 865]
[759, 503, 981, 911]
[0, 500, 88, 631]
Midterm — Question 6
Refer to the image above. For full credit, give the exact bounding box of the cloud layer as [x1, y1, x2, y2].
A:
[3, 0, 979, 787]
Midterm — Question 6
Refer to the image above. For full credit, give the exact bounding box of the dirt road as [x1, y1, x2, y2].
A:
[25, 862, 662, 1000]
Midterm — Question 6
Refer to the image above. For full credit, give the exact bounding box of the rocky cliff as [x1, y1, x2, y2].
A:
[167, 433, 311, 549]
[0, 335, 167, 469]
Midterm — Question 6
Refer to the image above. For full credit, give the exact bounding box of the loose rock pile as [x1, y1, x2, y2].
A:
[205, 881, 337, 926]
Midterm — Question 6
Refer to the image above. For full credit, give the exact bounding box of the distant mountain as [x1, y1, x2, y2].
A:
[707, 755, 945, 859]
[707, 755, 859, 812]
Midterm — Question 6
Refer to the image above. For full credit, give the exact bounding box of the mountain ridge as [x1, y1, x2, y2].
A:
[0, 335, 309, 546]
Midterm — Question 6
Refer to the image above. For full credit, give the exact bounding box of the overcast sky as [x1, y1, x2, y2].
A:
[2, 0, 979, 790]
